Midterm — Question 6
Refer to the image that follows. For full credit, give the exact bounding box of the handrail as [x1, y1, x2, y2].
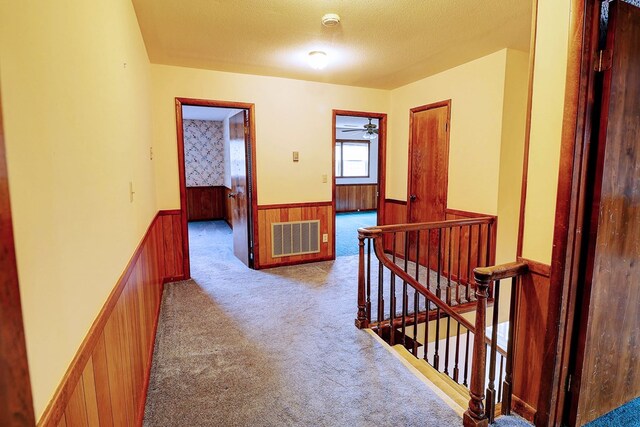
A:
[358, 217, 495, 236]
[474, 262, 528, 282]
[370, 237, 508, 358]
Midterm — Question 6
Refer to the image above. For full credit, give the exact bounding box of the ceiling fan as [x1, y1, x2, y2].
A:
[340, 118, 379, 140]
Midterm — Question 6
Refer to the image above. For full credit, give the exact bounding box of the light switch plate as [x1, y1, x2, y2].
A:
[293, 151, 299, 162]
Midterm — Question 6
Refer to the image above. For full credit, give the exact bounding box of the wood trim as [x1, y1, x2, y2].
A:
[445, 208, 494, 219]
[406, 99, 451, 223]
[175, 97, 259, 271]
[258, 255, 334, 270]
[336, 183, 377, 187]
[384, 198, 407, 206]
[512, 394, 537, 423]
[516, 0, 539, 256]
[37, 210, 177, 426]
[257, 201, 332, 210]
[331, 109, 387, 227]
[0, 85, 36, 426]
[517, 257, 551, 278]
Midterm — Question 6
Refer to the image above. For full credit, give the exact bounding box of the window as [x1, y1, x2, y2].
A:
[335, 140, 370, 177]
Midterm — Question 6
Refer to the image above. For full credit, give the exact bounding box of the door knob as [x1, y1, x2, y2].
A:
[228, 192, 237, 199]
[409, 194, 417, 201]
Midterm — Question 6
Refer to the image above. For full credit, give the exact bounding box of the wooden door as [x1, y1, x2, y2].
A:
[570, 1, 640, 425]
[229, 111, 252, 267]
[0, 89, 36, 425]
[407, 101, 450, 266]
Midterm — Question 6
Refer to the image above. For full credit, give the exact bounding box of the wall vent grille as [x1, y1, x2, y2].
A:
[271, 220, 320, 258]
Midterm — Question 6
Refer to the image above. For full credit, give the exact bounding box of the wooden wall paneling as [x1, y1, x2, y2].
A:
[64, 378, 88, 427]
[80, 358, 100, 426]
[91, 335, 113, 426]
[382, 199, 408, 255]
[256, 202, 334, 268]
[335, 184, 377, 212]
[186, 186, 227, 221]
[38, 211, 180, 427]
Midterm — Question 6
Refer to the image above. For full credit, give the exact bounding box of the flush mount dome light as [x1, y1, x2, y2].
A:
[308, 51, 328, 70]
[321, 13, 341, 27]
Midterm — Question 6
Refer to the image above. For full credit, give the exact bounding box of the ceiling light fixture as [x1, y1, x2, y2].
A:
[363, 130, 378, 140]
[308, 51, 328, 70]
[321, 13, 341, 27]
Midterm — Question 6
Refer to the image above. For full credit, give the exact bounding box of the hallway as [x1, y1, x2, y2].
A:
[143, 221, 462, 426]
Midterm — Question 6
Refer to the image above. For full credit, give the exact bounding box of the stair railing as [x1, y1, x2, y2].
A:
[464, 262, 528, 426]
[355, 218, 528, 425]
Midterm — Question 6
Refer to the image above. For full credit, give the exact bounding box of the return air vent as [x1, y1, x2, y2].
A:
[271, 220, 320, 258]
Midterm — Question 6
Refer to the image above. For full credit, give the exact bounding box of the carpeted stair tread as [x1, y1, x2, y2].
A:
[392, 345, 469, 411]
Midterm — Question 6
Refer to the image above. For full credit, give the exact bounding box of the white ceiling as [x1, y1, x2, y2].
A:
[182, 105, 242, 121]
[131, 0, 532, 90]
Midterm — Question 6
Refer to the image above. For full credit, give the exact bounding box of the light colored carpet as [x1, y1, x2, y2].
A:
[143, 220, 462, 426]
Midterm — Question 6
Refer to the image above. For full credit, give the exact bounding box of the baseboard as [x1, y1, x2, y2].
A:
[257, 255, 335, 270]
[37, 210, 182, 426]
[512, 394, 537, 423]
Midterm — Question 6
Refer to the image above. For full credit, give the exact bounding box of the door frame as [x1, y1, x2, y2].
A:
[332, 109, 387, 254]
[406, 100, 451, 223]
[175, 97, 259, 274]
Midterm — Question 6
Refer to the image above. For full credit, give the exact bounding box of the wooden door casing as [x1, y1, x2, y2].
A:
[407, 100, 451, 267]
[570, 1, 640, 425]
[229, 110, 251, 267]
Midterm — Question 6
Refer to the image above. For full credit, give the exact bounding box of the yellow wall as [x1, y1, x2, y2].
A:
[150, 65, 389, 208]
[521, 0, 570, 264]
[386, 49, 510, 214]
[496, 50, 529, 265]
[0, 0, 156, 418]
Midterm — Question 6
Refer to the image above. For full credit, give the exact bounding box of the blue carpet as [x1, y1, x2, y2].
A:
[335, 211, 377, 257]
[585, 397, 640, 427]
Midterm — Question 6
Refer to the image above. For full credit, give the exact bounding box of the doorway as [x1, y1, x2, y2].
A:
[175, 98, 257, 273]
[332, 110, 386, 257]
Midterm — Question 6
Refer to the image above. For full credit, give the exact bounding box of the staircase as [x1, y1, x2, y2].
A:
[355, 218, 531, 426]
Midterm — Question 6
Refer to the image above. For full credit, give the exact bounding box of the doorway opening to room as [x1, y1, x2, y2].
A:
[332, 110, 386, 257]
[175, 98, 258, 275]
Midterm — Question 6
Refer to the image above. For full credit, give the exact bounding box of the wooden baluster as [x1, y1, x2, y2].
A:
[436, 228, 442, 299]
[444, 315, 451, 376]
[466, 225, 472, 302]
[413, 231, 421, 356]
[457, 225, 462, 304]
[423, 298, 430, 362]
[453, 322, 461, 382]
[390, 233, 397, 345]
[485, 280, 501, 424]
[367, 238, 372, 324]
[434, 307, 440, 370]
[463, 328, 471, 387]
[355, 235, 368, 328]
[426, 229, 431, 291]
[401, 231, 410, 347]
[377, 258, 384, 336]
[463, 273, 490, 427]
[501, 276, 518, 416]
[498, 355, 504, 402]
[447, 226, 453, 305]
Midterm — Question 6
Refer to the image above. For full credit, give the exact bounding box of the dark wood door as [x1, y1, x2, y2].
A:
[0, 89, 36, 425]
[229, 111, 251, 267]
[407, 102, 450, 266]
[570, 2, 640, 425]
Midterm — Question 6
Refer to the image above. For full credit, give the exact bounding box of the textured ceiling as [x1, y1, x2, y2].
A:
[132, 0, 532, 89]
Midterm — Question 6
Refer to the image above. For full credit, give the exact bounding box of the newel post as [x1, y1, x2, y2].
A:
[463, 273, 490, 427]
[355, 234, 369, 329]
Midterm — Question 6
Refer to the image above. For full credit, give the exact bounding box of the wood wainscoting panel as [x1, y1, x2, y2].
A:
[382, 199, 407, 255]
[38, 210, 183, 427]
[185, 186, 227, 221]
[511, 258, 551, 423]
[335, 184, 377, 212]
[257, 202, 333, 268]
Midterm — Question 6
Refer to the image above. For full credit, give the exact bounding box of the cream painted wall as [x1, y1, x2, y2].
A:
[387, 49, 510, 215]
[496, 50, 529, 265]
[0, 0, 155, 419]
[150, 65, 389, 208]
[521, 0, 570, 264]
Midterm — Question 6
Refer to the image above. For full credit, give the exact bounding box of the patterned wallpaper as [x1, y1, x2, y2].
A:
[184, 120, 225, 187]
